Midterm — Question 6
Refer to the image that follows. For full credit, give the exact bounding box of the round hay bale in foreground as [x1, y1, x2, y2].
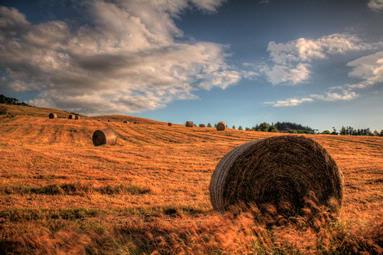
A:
[185, 121, 193, 127]
[92, 129, 117, 146]
[216, 121, 226, 131]
[209, 136, 343, 216]
[48, 113, 57, 119]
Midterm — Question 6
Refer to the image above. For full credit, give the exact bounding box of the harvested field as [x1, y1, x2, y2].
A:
[0, 107, 382, 254]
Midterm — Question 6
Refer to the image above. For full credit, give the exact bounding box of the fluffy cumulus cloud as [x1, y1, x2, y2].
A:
[368, 0, 383, 12]
[258, 34, 368, 85]
[0, 0, 240, 114]
[260, 33, 383, 107]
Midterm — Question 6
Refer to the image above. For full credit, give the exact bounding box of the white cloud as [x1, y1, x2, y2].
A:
[347, 51, 383, 89]
[0, 0, 239, 114]
[368, 0, 383, 12]
[269, 89, 358, 107]
[260, 34, 371, 85]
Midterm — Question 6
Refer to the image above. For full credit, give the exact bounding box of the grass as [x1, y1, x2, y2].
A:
[0, 183, 151, 196]
[0, 108, 382, 254]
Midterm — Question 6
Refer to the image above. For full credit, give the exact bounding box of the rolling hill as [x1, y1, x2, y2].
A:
[0, 104, 382, 254]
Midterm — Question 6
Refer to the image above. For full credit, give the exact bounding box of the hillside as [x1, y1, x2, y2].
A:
[0, 105, 382, 254]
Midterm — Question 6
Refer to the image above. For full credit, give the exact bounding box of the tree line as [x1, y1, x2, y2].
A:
[0, 94, 29, 106]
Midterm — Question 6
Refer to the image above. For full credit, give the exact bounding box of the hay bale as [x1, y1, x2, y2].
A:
[207, 123, 212, 128]
[168, 122, 172, 126]
[123, 120, 128, 124]
[185, 121, 193, 127]
[74, 115, 80, 120]
[92, 129, 117, 146]
[216, 121, 226, 131]
[48, 113, 57, 119]
[68, 114, 74, 119]
[209, 136, 343, 216]
[199, 124, 206, 128]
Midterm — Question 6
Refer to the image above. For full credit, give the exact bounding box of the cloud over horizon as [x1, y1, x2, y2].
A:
[0, 0, 240, 114]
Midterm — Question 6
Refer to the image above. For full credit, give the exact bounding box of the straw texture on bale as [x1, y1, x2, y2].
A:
[185, 121, 194, 127]
[216, 121, 226, 131]
[48, 113, 57, 119]
[209, 136, 343, 216]
[92, 129, 117, 146]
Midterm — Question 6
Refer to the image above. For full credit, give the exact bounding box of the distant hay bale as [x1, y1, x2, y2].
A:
[207, 123, 212, 128]
[199, 124, 206, 128]
[48, 113, 57, 119]
[185, 121, 193, 127]
[168, 122, 172, 126]
[123, 120, 128, 124]
[92, 129, 117, 146]
[68, 114, 74, 119]
[209, 136, 343, 217]
[74, 115, 80, 120]
[216, 121, 226, 131]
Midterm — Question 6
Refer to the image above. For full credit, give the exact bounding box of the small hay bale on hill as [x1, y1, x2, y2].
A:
[209, 136, 343, 218]
[123, 120, 128, 124]
[207, 123, 212, 128]
[216, 121, 226, 131]
[168, 122, 172, 126]
[68, 114, 74, 119]
[199, 124, 206, 128]
[74, 115, 80, 120]
[92, 129, 117, 146]
[185, 121, 193, 127]
[48, 113, 57, 119]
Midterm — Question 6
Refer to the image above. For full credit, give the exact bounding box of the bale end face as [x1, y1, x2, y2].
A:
[92, 129, 117, 146]
[74, 115, 80, 120]
[48, 113, 57, 119]
[209, 136, 343, 218]
[216, 121, 226, 131]
[68, 114, 74, 119]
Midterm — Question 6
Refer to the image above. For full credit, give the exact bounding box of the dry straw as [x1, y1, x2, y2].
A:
[185, 121, 194, 127]
[92, 129, 117, 146]
[48, 113, 57, 119]
[216, 121, 226, 131]
[209, 136, 343, 217]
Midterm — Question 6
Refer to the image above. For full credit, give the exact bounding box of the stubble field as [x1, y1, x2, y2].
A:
[0, 105, 382, 254]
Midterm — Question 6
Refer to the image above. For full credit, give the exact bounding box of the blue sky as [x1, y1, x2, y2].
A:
[0, 0, 382, 130]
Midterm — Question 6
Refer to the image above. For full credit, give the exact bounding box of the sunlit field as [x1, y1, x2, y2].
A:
[0, 104, 382, 254]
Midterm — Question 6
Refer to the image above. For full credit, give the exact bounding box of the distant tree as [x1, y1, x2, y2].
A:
[380, 130, 383, 136]
[373, 130, 379, 136]
[255, 122, 270, 132]
[232, 125, 236, 129]
[268, 125, 278, 132]
[321, 130, 331, 134]
[207, 123, 212, 128]
[245, 127, 251, 131]
[331, 127, 338, 135]
[0, 94, 29, 106]
[238, 126, 243, 130]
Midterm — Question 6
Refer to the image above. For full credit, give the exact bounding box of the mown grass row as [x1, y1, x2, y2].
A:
[0, 183, 150, 196]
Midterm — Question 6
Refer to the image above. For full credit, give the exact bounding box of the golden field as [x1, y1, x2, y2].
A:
[0, 104, 382, 254]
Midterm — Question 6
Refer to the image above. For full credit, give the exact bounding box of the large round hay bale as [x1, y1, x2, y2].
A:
[48, 113, 57, 119]
[185, 121, 193, 127]
[92, 129, 117, 146]
[216, 121, 226, 131]
[209, 136, 343, 216]
[68, 114, 74, 119]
